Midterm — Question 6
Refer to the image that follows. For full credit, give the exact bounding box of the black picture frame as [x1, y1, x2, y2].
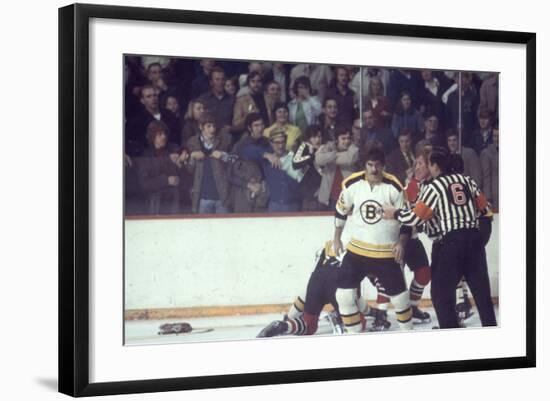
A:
[59, 3, 536, 397]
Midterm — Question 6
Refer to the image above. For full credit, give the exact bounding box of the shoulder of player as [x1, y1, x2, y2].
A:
[429, 173, 471, 193]
[342, 171, 366, 189]
[381, 172, 404, 192]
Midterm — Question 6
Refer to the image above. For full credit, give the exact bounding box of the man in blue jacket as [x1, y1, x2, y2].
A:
[241, 127, 303, 213]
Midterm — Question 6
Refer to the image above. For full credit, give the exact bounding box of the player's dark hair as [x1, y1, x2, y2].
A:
[245, 112, 263, 131]
[429, 146, 451, 174]
[360, 140, 385, 165]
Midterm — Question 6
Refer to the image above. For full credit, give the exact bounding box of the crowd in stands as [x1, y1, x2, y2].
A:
[124, 56, 499, 216]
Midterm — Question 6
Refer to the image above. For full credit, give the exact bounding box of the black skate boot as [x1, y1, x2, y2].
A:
[456, 297, 474, 326]
[256, 320, 288, 338]
[370, 309, 391, 331]
[412, 305, 431, 324]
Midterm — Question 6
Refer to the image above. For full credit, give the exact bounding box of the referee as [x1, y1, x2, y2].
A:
[382, 147, 497, 329]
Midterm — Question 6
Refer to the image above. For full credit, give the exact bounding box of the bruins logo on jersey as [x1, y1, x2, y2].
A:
[359, 200, 383, 224]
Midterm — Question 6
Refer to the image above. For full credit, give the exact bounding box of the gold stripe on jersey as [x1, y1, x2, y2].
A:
[341, 312, 362, 327]
[342, 171, 366, 189]
[382, 171, 404, 191]
[347, 238, 395, 259]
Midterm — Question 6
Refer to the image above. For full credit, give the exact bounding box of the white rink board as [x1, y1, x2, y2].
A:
[125, 215, 499, 310]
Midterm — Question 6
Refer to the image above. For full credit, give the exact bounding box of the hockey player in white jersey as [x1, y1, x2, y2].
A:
[333, 140, 413, 333]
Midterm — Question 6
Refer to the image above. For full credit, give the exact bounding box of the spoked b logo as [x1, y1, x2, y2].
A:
[360, 200, 382, 224]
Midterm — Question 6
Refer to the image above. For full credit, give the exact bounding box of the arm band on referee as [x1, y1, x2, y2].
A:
[393, 210, 401, 220]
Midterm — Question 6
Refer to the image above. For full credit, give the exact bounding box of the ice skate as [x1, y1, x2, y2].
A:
[325, 311, 345, 335]
[412, 305, 431, 324]
[369, 309, 391, 331]
[456, 298, 474, 324]
[256, 320, 287, 338]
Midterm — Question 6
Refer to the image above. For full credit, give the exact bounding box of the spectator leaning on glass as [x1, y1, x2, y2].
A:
[241, 127, 304, 213]
[185, 113, 233, 214]
[231, 113, 270, 213]
[137, 120, 188, 215]
[315, 125, 359, 210]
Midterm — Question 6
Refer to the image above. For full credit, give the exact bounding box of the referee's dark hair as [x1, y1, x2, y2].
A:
[428, 146, 451, 174]
[360, 140, 385, 166]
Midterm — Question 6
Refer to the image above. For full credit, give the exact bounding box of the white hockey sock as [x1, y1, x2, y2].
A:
[287, 296, 305, 319]
[336, 288, 362, 333]
[391, 291, 413, 330]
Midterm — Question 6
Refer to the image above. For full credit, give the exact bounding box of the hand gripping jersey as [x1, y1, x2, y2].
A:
[336, 171, 405, 259]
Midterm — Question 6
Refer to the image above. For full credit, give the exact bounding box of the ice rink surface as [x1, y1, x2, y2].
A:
[125, 306, 499, 346]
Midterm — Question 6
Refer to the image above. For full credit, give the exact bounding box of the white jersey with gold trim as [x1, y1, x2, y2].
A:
[336, 171, 405, 258]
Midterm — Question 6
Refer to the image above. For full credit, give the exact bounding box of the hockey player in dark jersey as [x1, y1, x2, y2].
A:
[257, 241, 360, 337]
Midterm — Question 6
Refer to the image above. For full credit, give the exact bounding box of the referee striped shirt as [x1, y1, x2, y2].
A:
[396, 173, 490, 238]
[411, 179, 442, 240]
